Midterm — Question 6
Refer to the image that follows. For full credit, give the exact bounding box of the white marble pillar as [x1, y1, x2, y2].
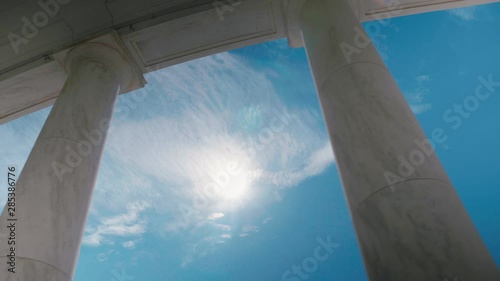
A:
[0, 42, 137, 280]
[298, 0, 500, 280]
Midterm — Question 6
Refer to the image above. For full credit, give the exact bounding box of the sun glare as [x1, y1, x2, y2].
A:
[221, 173, 250, 201]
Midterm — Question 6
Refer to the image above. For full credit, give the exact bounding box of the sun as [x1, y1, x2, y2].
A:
[221, 172, 250, 201]
[205, 150, 254, 206]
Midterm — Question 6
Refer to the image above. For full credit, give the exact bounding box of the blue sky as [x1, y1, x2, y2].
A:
[1, 3, 500, 281]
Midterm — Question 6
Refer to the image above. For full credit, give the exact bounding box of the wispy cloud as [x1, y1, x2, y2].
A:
[96, 53, 332, 232]
[0, 51, 333, 266]
[96, 249, 118, 262]
[415, 75, 430, 82]
[207, 212, 225, 220]
[252, 141, 334, 188]
[214, 224, 231, 231]
[239, 225, 259, 237]
[448, 7, 476, 21]
[83, 201, 150, 246]
[406, 74, 432, 115]
[80, 52, 331, 265]
[122, 241, 137, 249]
[410, 103, 432, 114]
[180, 236, 226, 267]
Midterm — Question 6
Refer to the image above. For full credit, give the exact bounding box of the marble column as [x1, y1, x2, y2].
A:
[0, 42, 137, 280]
[298, 0, 500, 280]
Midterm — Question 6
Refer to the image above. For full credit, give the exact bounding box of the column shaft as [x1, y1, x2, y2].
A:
[0, 44, 124, 280]
[299, 0, 500, 280]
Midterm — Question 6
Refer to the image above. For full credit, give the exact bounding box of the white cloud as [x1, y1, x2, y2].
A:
[252, 141, 334, 188]
[448, 7, 476, 21]
[83, 201, 150, 246]
[221, 234, 232, 239]
[180, 236, 225, 267]
[406, 75, 432, 115]
[236, 225, 261, 238]
[263, 217, 272, 224]
[0, 51, 333, 267]
[214, 224, 231, 231]
[207, 212, 224, 220]
[96, 253, 107, 262]
[410, 103, 432, 114]
[415, 75, 430, 82]
[240, 225, 259, 237]
[96, 249, 118, 262]
[122, 241, 136, 249]
[99, 53, 332, 233]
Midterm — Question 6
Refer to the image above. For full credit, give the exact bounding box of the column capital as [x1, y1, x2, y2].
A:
[55, 32, 145, 95]
[282, 0, 361, 48]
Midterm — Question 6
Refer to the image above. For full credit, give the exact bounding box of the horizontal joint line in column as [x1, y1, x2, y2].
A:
[319, 61, 389, 92]
[0, 255, 71, 279]
[40, 136, 81, 144]
[355, 177, 451, 211]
